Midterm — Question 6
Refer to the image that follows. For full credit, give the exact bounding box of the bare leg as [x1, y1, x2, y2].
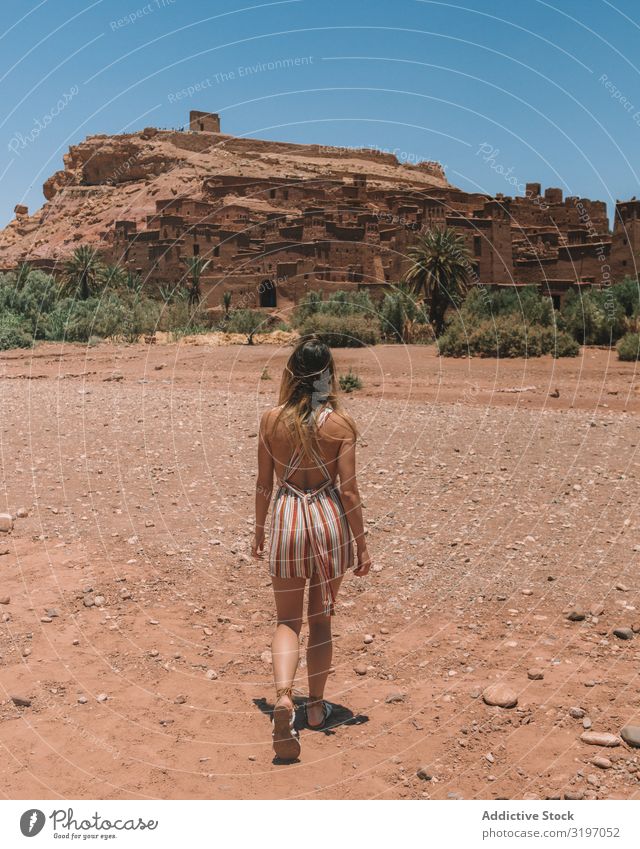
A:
[271, 575, 306, 711]
[306, 572, 344, 727]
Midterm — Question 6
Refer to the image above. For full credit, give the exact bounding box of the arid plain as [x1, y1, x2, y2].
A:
[1, 339, 640, 800]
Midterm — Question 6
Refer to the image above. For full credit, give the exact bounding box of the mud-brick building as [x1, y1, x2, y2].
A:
[96, 114, 640, 311]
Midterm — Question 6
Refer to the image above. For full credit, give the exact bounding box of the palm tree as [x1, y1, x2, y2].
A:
[100, 263, 127, 291]
[65, 245, 104, 300]
[15, 262, 31, 290]
[404, 227, 471, 336]
[182, 256, 211, 307]
[222, 290, 232, 318]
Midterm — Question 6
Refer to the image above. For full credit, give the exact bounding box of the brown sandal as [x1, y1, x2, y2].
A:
[305, 695, 334, 730]
[272, 686, 300, 761]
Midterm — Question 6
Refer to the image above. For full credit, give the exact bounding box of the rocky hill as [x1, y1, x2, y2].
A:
[0, 127, 450, 268]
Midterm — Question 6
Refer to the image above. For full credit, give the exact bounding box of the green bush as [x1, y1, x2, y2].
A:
[560, 290, 626, 345]
[292, 290, 377, 327]
[226, 308, 269, 344]
[378, 286, 429, 342]
[0, 313, 33, 351]
[339, 368, 363, 392]
[617, 332, 640, 361]
[299, 314, 380, 347]
[439, 315, 579, 358]
[462, 285, 554, 327]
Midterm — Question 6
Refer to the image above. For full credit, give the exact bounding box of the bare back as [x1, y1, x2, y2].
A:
[263, 406, 352, 490]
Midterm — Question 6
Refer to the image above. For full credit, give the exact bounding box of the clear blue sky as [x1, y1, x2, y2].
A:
[1, 0, 639, 228]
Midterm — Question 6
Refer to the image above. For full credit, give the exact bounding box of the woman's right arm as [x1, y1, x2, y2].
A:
[336, 426, 371, 576]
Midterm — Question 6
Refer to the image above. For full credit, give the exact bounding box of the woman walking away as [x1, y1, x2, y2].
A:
[252, 335, 372, 761]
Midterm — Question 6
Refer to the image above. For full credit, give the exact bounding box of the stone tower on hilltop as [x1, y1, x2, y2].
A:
[189, 110, 220, 133]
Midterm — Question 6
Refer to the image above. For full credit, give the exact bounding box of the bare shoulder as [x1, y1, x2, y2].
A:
[325, 409, 358, 443]
[260, 406, 282, 436]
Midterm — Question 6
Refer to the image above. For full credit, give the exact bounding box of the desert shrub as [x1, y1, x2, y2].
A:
[299, 314, 380, 347]
[339, 368, 363, 392]
[439, 315, 579, 358]
[378, 286, 429, 342]
[0, 313, 33, 350]
[560, 290, 626, 345]
[437, 319, 471, 357]
[226, 308, 269, 344]
[617, 332, 640, 361]
[44, 293, 159, 342]
[292, 290, 376, 327]
[610, 277, 640, 317]
[462, 285, 554, 327]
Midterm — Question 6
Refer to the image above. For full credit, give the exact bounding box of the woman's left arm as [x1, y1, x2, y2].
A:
[252, 411, 274, 559]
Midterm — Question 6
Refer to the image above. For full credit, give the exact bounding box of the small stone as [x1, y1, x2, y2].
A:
[0, 597, 10, 605]
[93, 595, 106, 607]
[10, 695, 31, 707]
[416, 766, 432, 781]
[590, 603, 604, 617]
[260, 650, 272, 665]
[354, 664, 368, 676]
[580, 731, 621, 747]
[72, 639, 80, 646]
[149, 619, 159, 625]
[15, 507, 28, 519]
[83, 597, 95, 608]
[564, 791, 585, 800]
[119, 588, 131, 600]
[96, 693, 108, 703]
[482, 683, 518, 708]
[615, 583, 628, 592]
[591, 756, 612, 769]
[0, 514, 14, 533]
[40, 616, 53, 623]
[77, 696, 88, 704]
[416, 560, 425, 567]
[174, 694, 187, 704]
[613, 627, 634, 641]
[620, 725, 640, 748]
[583, 717, 592, 730]
[205, 670, 218, 680]
[385, 692, 406, 704]
[567, 608, 585, 622]
[0, 545, 9, 555]
[527, 668, 544, 680]
[363, 634, 374, 644]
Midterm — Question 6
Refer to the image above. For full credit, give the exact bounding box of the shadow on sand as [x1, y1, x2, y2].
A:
[253, 696, 369, 764]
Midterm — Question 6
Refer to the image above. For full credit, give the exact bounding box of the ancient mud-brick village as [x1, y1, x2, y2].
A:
[2, 110, 638, 311]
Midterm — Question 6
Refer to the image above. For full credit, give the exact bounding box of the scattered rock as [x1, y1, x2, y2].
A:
[566, 608, 585, 622]
[0, 514, 14, 533]
[613, 627, 633, 641]
[482, 684, 518, 708]
[96, 693, 108, 703]
[385, 692, 406, 704]
[416, 766, 432, 781]
[174, 694, 187, 704]
[354, 664, 368, 676]
[205, 670, 218, 680]
[620, 725, 640, 748]
[15, 507, 28, 518]
[580, 731, 621, 747]
[527, 668, 544, 680]
[10, 695, 31, 707]
[0, 596, 10, 605]
[0, 545, 9, 556]
[363, 634, 374, 644]
[591, 756, 612, 769]
[93, 595, 106, 607]
[77, 696, 88, 704]
[83, 597, 95, 608]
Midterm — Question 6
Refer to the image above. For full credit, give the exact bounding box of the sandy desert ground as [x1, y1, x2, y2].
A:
[1, 339, 640, 800]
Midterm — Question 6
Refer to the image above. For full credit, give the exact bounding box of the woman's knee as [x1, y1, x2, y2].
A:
[276, 616, 303, 636]
[308, 613, 332, 637]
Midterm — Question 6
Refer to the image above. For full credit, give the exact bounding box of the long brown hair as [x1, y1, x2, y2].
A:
[273, 335, 354, 460]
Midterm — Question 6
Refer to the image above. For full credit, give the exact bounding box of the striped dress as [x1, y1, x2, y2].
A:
[269, 405, 353, 616]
